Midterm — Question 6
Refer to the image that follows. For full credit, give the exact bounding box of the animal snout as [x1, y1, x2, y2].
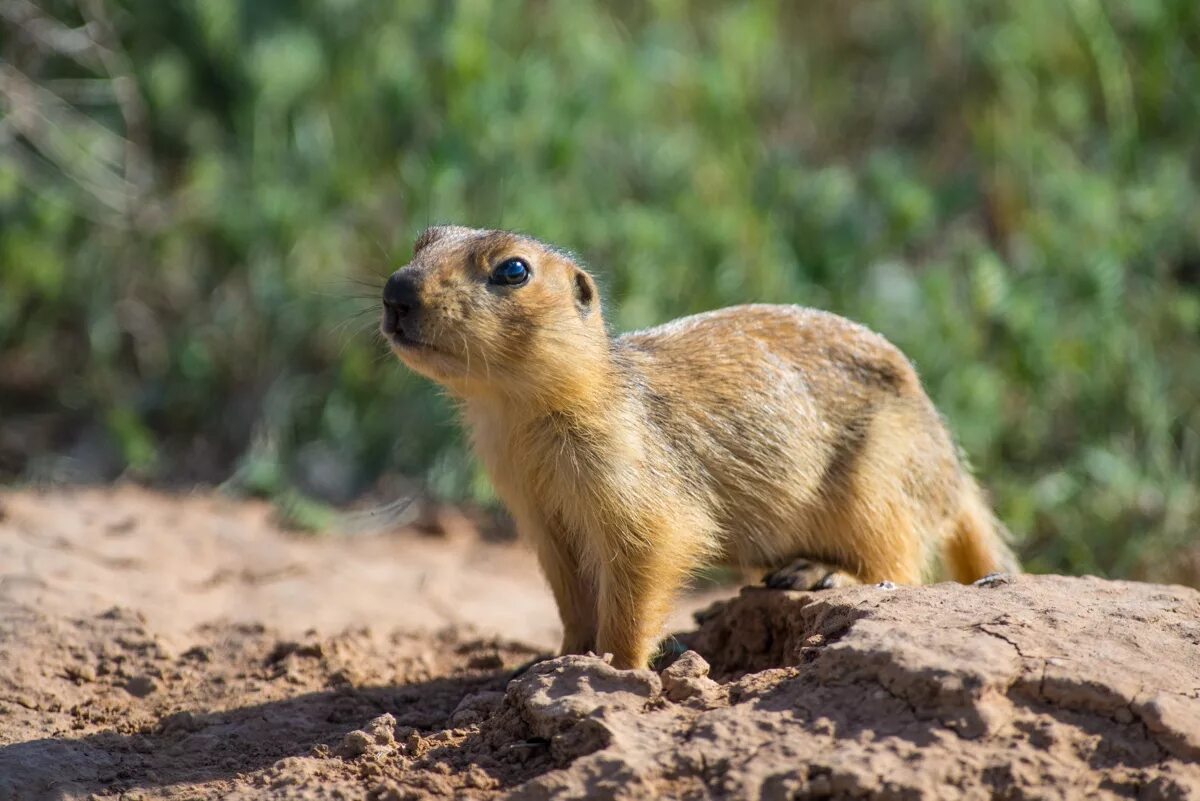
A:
[383, 271, 420, 317]
[382, 270, 423, 340]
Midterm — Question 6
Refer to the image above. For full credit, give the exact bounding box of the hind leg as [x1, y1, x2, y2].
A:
[851, 510, 927, 585]
[818, 495, 929, 586]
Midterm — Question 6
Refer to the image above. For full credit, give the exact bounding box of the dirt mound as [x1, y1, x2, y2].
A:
[505, 577, 1200, 800]
[2, 489, 1198, 799]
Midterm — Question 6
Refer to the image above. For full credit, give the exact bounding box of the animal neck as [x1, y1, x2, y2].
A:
[468, 339, 625, 426]
[458, 340, 654, 519]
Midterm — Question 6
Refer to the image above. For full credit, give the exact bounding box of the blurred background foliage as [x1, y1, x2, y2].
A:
[1, 0, 1197, 583]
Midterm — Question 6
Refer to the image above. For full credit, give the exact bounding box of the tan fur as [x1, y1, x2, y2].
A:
[383, 225, 1020, 668]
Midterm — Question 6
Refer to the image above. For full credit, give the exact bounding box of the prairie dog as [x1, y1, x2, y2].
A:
[381, 225, 1019, 669]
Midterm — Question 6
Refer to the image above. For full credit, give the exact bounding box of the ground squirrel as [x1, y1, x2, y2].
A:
[381, 225, 1019, 669]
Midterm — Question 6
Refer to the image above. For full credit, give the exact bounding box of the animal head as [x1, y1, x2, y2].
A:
[381, 226, 605, 402]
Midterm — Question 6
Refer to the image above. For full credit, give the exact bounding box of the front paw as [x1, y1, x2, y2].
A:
[762, 558, 857, 591]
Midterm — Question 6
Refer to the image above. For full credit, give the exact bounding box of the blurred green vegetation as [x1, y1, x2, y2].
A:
[1, 1, 1197, 583]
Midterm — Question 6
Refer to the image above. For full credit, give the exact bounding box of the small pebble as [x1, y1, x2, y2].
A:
[338, 729, 373, 758]
[125, 675, 157, 698]
[67, 663, 98, 683]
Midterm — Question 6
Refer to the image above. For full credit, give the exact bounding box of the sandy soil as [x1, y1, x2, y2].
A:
[2, 486, 1198, 800]
[0, 486, 728, 799]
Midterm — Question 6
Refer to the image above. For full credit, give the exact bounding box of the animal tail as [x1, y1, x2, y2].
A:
[942, 478, 1021, 583]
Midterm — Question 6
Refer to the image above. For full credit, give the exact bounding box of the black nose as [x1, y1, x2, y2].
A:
[382, 271, 420, 316]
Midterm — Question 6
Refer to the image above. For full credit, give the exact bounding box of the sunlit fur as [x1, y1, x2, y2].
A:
[384, 225, 1020, 668]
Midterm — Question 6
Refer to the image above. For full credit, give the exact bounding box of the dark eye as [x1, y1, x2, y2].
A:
[490, 257, 530, 286]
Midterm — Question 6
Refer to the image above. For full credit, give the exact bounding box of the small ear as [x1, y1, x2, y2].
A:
[573, 269, 597, 312]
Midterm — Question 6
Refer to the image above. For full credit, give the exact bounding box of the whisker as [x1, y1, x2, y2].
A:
[329, 312, 383, 345]
[334, 321, 379, 357]
[320, 274, 384, 289]
[343, 277, 385, 291]
[308, 290, 380, 301]
[343, 305, 382, 317]
[372, 343, 397, 365]
[459, 329, 471, 377]
[368, 238, 394, 275]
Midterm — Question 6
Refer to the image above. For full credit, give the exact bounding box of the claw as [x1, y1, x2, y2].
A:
[815, 572, 837, 590]
[763, 558, 850, 592]
[973, 572, 1011, 588]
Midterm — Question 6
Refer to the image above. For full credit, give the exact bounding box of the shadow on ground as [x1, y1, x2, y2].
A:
[0, 668, 557, 800]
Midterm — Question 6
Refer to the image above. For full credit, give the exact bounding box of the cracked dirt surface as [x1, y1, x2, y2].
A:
[1, 487, 1198, 799]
